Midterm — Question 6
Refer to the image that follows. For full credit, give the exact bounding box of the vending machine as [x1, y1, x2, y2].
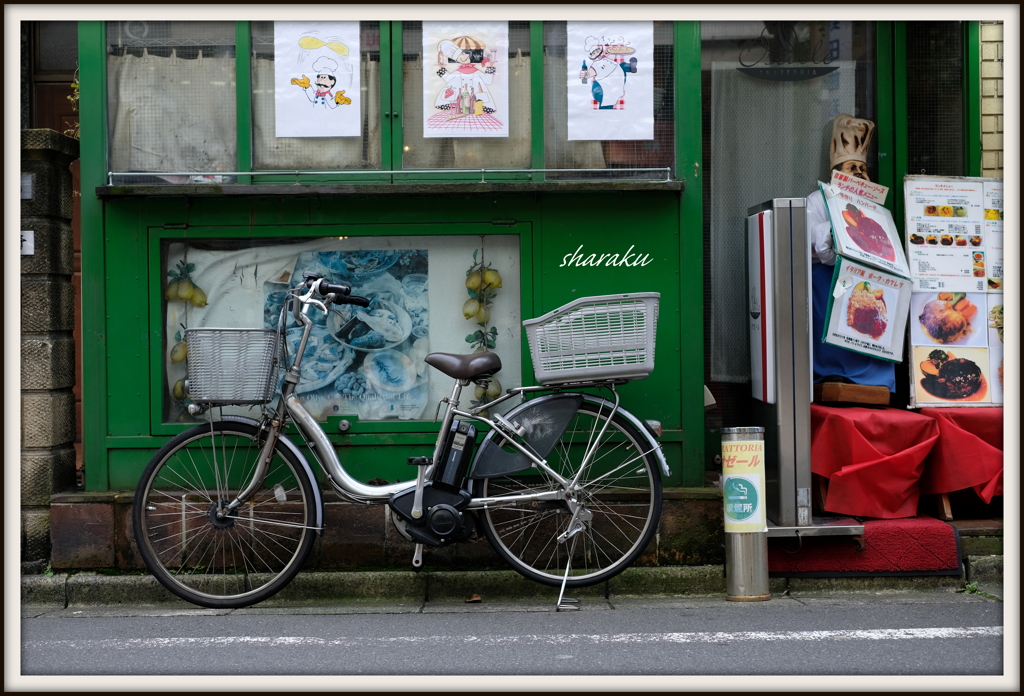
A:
[746, 198, 863, 538]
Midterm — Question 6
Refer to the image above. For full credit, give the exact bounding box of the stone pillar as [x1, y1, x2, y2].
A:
[21, 129, 80, 568]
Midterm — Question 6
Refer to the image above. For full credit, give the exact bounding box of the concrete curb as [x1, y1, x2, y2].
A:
[21, 560, 995, 609]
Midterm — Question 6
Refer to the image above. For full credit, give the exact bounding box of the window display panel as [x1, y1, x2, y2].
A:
[161, 234, 522, 424]
[699, 21, 877, 414]
[401, 21, 531, 169]
[106, 21, 237, 184]
[251, 21, 382, 170]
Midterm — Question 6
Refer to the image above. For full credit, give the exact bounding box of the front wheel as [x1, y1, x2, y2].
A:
[475, 400, 662, 587]
[133, 421, 317, 608]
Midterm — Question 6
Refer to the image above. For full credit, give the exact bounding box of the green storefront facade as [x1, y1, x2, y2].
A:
[75, 18, 985, 494]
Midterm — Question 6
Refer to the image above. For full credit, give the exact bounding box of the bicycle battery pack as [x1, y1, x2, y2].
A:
[433, 420, 477, 491]
[468, 393, 584, 479]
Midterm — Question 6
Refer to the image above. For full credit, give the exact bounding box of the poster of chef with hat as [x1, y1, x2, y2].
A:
[567, 22, 653, 141]
[422, 21, 509, 138]
[274, 21, 361, 138]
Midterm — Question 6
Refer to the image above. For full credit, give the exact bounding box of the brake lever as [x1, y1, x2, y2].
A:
[305, 298, 329, 316]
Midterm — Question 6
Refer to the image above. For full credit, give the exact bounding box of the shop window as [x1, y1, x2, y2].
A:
[401, 21, 532, 169]
[699, 21, 877, 424]
[106, 21, 237, 184]
[905, 22, 965, 176]
[160, 233, 522, 424]
[542, 21, 675, 178]
[250, 21, 383, 170]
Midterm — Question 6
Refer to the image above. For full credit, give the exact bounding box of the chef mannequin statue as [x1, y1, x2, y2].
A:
[807, 114, 896, 396]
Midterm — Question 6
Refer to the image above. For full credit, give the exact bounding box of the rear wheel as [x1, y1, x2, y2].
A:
[476, 400, 662, 587]
[133, 421, 316, 608]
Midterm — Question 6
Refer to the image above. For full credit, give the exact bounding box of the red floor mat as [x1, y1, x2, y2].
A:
[768, 516, 962, 576]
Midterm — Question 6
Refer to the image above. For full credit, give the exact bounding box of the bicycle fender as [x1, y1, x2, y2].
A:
[221, 415, 324, 533]
[467, 393, 584, 479]
[581, 395, 671, 479]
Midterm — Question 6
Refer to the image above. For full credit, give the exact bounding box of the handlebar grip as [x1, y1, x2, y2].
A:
[320, 281, 352, 298]
[347, 295, 371, 308]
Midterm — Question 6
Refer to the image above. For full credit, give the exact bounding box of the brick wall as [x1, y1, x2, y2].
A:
[980, 22, 1003, 177]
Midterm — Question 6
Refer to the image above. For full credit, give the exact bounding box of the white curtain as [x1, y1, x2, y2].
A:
[543, 52, 605, 169]
[107, 50, 236, 174]
[452, 50, 531, 168]
[708, 62, 855, 383]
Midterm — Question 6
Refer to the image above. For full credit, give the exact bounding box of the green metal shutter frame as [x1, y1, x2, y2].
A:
[77, 20, 701, 490]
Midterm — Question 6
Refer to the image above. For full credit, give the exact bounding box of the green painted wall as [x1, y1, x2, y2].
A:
[78, 19, 708, 493]
[93, 192, 699, 489]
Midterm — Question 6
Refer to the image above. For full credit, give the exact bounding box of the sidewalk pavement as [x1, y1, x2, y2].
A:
[21, 557, 1002, 616]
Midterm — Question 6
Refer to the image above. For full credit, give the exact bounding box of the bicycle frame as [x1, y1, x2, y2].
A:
[216, 280, 665, 522]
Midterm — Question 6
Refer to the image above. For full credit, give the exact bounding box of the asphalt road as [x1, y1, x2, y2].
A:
[18, 592, 1007, 685]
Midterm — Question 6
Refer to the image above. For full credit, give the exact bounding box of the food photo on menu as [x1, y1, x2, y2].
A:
[986, 297, 1004, 403]
[821, 184, 909, 278]
[838, 281, 894, 345]
[822, 258, 910, 363]
[911, 291, 988, 348]
[913, 345, 991, 404]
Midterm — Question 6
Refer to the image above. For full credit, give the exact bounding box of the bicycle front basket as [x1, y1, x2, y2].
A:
[523, 292, 659, 385]
[184, 328, 279, 405]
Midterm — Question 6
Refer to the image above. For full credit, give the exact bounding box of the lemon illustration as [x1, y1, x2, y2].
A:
[483, 269, 503, 289]
[170, 341, 188, 363]
[462, 298, 481, 320]
[165, 281, 180, 301]
[172, 379, 186, 400]
[177, 278, 195, 301]
[466, 271, 482, 291]
[190, 286, 208, 307]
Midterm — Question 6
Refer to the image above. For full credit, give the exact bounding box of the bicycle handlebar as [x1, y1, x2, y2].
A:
[302, 274, 371, 307]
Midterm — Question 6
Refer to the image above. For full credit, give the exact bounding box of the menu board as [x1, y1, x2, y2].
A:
[822, 258, 912, 362]
[820, 182, 910, 278]
[904, 176, 1000, 293]
[905, 176, 1004, 407]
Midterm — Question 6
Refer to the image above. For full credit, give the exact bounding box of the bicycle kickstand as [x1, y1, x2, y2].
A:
[555, 537, 581, 612]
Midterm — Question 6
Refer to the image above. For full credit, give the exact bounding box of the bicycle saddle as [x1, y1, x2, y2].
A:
[424, 352, 502, 380]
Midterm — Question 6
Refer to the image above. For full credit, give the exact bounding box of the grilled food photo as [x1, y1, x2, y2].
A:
[840, 203, 896, 261]
[847, 281, 887, 340]
[919, 292, 976, 344]
[919, 349, 985, 400]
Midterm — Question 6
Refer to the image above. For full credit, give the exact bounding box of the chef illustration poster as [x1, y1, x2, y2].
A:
[567, 21, 654, 141]
[274, 21, 361, 138]
[422, 21, 509, 138]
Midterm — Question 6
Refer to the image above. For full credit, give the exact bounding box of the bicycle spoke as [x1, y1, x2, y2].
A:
[479, 401, 661, 588]
[135, 422, 315, 608]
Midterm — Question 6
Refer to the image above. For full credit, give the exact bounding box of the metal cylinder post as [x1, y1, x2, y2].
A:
[721, 427, 770, 601]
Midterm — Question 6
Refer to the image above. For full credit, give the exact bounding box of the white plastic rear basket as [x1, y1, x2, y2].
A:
[184, 328, 279, 405]
[524, 293, 659, 385]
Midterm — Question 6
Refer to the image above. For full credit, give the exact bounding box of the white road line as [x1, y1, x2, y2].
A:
[24, 626, 1003, 651]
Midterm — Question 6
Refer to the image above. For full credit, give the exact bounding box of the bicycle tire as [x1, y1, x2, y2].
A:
[475, 399, 662, 587]
[133, 421, 317, 608]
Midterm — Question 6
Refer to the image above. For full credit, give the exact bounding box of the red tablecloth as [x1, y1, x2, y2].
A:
[918, 407, 1004, 502]
[811, 405, 940, 519]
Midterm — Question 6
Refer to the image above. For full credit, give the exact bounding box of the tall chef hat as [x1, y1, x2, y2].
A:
[312, 56, 338, 75]
[584, 36, 601, 53]
[830, 113, 875, 168]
